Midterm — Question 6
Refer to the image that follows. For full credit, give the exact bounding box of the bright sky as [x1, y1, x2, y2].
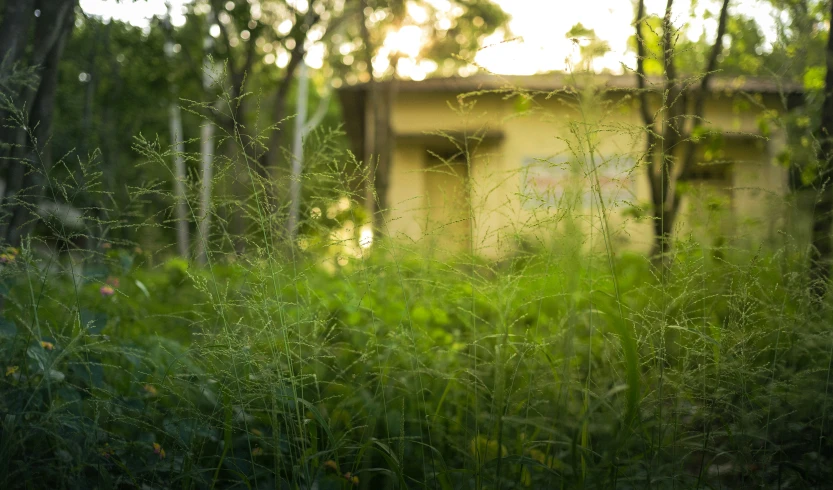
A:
[476, 0, 779, 75]
[79, 0, 780, 77]
[80, 0, 191, 27]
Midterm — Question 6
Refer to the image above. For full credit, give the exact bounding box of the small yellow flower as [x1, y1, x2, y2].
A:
[40, 341, 54, 351]
[143, 384, 158, 396]
[323, 460, 339, 472]
[343, 472, 359, 485]
[5, 366, 18, 377]
[251, 447, 263, 456]
[153, 442, 166, 459]
[251, 429, 263, 437]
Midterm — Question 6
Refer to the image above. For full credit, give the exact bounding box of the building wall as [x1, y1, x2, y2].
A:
[383, 87, 789, 256]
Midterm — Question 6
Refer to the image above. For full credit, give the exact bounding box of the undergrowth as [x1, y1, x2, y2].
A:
[1, 68, 832, 490]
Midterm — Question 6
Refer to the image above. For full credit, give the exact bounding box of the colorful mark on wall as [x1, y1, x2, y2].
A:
[521, 155, 637, 210]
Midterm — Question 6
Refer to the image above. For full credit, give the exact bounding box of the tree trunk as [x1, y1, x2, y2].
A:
[809, 0, 833, 298]
[0, 0, 36, 171]
[197, 30, 219, 266]
[168, 102, 190, 257]
[371, 77, 395, 229]
[2, 0, 76, 246]
[196, 115, 215, 265]
[634, 0, 730, 262]
[648, 0, 685, 260]
[0, 0, 35, 75]
[287, 62, 308, 241]
[164, 10, 190, 258]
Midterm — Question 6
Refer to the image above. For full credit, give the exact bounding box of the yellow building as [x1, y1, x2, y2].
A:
[339, 74, 803, 257]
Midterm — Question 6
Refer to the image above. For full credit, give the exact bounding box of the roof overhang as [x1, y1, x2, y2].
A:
[339, 73, 804, 96]
[337, 74, 804, 162]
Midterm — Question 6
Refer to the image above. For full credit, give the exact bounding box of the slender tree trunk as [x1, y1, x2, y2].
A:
[164, 10, 190, 258]
[168, 101, 190, 257]
[168, 104, 190, 257]
[288, 62, 308, 241]
[196, 116, 215, 265]
[197, 22, 218, 266]
[286, 63, 330, 243]
[809, 0, 833, 298]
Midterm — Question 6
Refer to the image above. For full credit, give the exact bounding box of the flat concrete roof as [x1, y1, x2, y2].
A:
[338, 74, 803, 164]
[338, 73, 804, 95]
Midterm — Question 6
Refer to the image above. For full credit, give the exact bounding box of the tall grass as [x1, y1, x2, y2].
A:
[1, 66, 832, 490]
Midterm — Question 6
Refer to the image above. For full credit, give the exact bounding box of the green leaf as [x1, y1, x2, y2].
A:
[135, 279, 151, 299]
[804, 66, 826, 91]
[48, 369, 66, 383]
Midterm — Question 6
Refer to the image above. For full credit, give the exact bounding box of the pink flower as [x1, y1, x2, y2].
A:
[105, 277, 120, 288]
[100, 285, 115, 297]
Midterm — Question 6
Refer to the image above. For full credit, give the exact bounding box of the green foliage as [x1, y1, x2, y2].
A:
[628, 7, 782, 78]
[763, 0, 832, 189]
[325, 0, 509, 81]
[565, 23, 611, 72]
[2, 235, 832, 488]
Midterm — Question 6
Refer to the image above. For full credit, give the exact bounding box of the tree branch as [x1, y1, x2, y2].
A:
[661, 0, 684, 157]
[693, 0, 731, 122]
[262, 8, 321, 172]
[634, 0, 653, 128]
[679, 0, 730, 178]
[303, 91, 331, 136]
